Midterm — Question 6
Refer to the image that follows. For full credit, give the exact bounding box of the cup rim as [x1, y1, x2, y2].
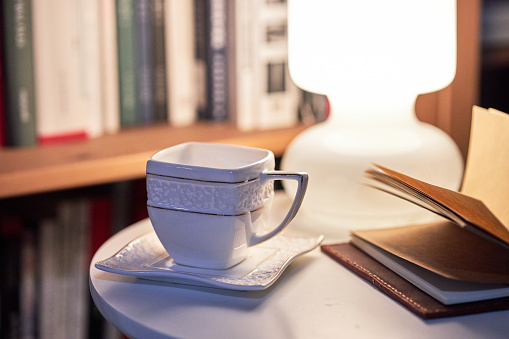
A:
[146, 142, 275, 183]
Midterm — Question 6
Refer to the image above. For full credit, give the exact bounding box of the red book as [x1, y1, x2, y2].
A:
[89, 197, 113, 261]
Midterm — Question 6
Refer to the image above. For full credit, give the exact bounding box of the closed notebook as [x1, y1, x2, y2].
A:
[321, 242, 509, 319]
[351, 221, 509, 305]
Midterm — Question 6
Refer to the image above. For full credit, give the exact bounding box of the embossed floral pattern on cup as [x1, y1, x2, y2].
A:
[147, 175, 273, 215]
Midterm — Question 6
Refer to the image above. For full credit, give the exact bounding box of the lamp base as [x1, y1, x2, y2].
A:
[281, 119, 464, 229]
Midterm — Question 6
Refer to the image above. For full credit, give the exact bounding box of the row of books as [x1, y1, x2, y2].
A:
[0, 0, 327, 148]
[0, 180, 147, 338]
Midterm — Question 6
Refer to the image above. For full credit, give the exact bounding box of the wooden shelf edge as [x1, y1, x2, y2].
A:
[0, 124, 307, 199]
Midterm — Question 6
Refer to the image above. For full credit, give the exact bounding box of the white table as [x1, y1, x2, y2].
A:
[89, 193, 509, 339]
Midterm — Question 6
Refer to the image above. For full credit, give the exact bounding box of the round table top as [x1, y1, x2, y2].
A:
[90, 194, 509, 339]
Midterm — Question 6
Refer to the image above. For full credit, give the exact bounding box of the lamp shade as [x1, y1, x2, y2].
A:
[288, 0, 457, 90]
[282, 0, 463, 229]
[288, 0, 456, 124]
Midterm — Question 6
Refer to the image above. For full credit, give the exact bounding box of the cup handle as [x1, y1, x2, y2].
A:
[248, 171, 309, 246]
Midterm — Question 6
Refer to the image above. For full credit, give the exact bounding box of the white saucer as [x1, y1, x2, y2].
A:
[95, 231, 323, 291]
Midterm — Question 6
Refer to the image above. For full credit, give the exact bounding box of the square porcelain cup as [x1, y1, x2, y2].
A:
[146, 142, 308, 269]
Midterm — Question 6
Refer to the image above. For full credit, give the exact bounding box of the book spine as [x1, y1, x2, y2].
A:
[0, 216, 23, 338]
[152, 0, 168, 123]
[99, 0, 120, 134]
[256, 1, 299, 130]
[32, 0, 89, 145]
[298, 91, 329, 124]
[88, 195, 118, 339]
[57, 202, 71, 338]
[231, 0, 299, 130]
[20, 223, 37, 338]
[77, 0, 104, 138]
[134, 0, 156, 125]
[165, 0, 197, 126]
[99, 0, 121, 134]
[193, 0, 208, 120]
[1, 0, 37, 147]
[38, 218, 58, 338]
[231, 0, 256, 130]
[116, 0, 139, 127]
[67, 199, 91, 339]
[205, 0, 229, 122]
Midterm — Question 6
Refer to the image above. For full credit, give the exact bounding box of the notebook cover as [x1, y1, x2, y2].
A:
[321, 243, 509, 319]
[352, 221, 509, 283]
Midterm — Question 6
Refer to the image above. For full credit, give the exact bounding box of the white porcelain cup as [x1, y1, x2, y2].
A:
[146, 142, 308, 269]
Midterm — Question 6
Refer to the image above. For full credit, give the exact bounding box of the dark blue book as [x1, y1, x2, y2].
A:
[195, 0, 229, 122]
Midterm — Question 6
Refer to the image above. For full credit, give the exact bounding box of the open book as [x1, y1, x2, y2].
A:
[324, 107, 509, 309]
[355, 163, 509, 305]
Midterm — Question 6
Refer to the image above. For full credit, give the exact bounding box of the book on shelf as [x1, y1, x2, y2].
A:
[165, 0, 197, 127]
[116, 0, 139, 127]
[0, 215, 23, 338]
[298, 90, 329, 125]
[78, 0, 104, 138]
[99, 0, 121, 135]
[32, 0, 103, 144]
[229, 0, 300, 131]
[194, 0, 230, 122]
[1, 0, 37, 147]
[193, 0, 208, 121]
[134, 0, 156, 125]
[322, 106, 509, 319]
[153, 0, 168, 123]
[20, 222, 37, 338]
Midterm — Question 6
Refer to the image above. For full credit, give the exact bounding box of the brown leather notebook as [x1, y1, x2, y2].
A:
[321, 243, 509, 319]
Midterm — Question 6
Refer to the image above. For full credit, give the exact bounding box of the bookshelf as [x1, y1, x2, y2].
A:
[0, 123, 307, 199]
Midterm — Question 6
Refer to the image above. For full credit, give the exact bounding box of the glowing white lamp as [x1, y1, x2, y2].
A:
[282, 0, 464, 228]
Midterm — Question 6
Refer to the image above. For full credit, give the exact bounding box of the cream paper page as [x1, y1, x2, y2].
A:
[461, 106, 509, 229]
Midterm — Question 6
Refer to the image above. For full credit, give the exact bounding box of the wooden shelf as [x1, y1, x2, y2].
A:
[0, 123, 307, 199]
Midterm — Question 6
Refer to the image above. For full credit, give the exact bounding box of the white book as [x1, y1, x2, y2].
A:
[165, 0, 197, 126]
[76, 0, 104, 138]
[232, 0, 299, 131]
[98, 0, 120, 134]
[33, 0, 88, 143]
[256, 1, 299, 130]
[231, 0, 256, 130]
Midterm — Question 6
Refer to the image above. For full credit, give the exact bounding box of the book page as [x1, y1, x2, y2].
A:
[366, 164, 509, 245]
[462, 107, 509, 229]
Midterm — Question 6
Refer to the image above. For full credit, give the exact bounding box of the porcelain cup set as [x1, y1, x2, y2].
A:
[146, 142, 309, 270]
